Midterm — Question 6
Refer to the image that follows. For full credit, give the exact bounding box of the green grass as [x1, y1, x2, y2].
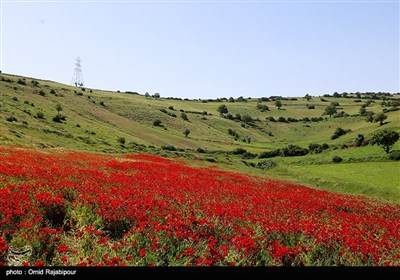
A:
[289, 162, 400, 202]
[1, 72, 399, 203]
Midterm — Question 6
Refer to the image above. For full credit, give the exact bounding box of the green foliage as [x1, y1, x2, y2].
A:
[281, 145, 309, 157]
[153, 119, 162, 126]
[183, 129, 190, 137]
[355, 134, 365, 147]
[181, 112, 189, 121]
[256, 159, 277, 170]
[161, 145, 177, 151]
[332, 156, 343, 163]
[323, 105, 337, 117]
[232, 148, 247, 155]
[242, 114, 253, 124]
[388, 150, 400, 161]
[217, 104, 228, 115]
[331, 128, 350, 140]
[370, 129, 400, 153]
[117, 137, 126, 145]
[373, 113, 387, 126]
[259, 150, 280, 159]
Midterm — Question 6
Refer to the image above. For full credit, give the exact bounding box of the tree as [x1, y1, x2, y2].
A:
[275, 100, 282, 109]
[145, 92, 150, 98]
[355, 134, 365, 147]
[370, 129, 399, 153]
[373, 113, 387, 126]
[217, 104, 228, 115]
[242, 114, 253, 124]
[183, 129, 190, 137]
[154, 92, 160, 99]
[365, 111, 375, 123]
[55, 104, 63, 116]
[181, 112, 189, 121]
[323, 105, 337, 117]
[117, 137, 126, 145]
[304, 94, 312, 101]
[153, 119, 162, 126]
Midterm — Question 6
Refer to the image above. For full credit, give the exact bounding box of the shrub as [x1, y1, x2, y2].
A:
[50, 89, 56, 95]
[278, 116, 287, 123]
[242, 114, 253, 124]
[257, 160, 277, 170]
[161, 145, 177, 151]
[196, 148, 207, 153]
[232, 148, 247, 155]
[181, 112, 189, 121]
[99, 101, 105, 106]
[153, 119, 162, 126]
[6, 116, 17, 122]
[226, 113, 234, 120]
[168, 106, 175, 110]
[17, 78, 26, 85]
[258, 149, 280, 159]
[242, 152, 257, 159]
[117, 137, 126, 145]
[389, 150, 400, 161]
[267, 116, 276, 122]
[331, 127, 350, 140]
[38, 90, 46, 96]
[332, 156, 343, 163]
[307, 104, 315, 109]
[281, 145, 309, 157]
[12, 96, 18, 101]
[36, 111, 45, 119]
[183, 129, 190, 137]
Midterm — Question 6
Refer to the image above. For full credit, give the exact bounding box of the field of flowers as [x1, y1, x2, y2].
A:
[0, 146, 399, 266]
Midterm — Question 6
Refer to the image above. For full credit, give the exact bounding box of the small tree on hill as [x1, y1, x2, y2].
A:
[370, 129, 399, 153]
[365, 111, 375, 123]
[56, 104, 63, 116]
[275, 100, 282, 109]
[373, 113, 387, 126]
[145, 92, 150, 98]
[217, 104, 228, 115]
[181, 112, 189, 121]
[323, 105, 337, 117]
[183, 129, 190, 137]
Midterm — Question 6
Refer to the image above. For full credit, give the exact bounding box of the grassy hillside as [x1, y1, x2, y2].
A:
[1, 73, 399, 202]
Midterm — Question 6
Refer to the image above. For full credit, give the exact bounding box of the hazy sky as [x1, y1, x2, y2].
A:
[1, 0, 399, 99]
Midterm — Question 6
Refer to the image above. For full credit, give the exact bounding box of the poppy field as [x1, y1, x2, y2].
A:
[0, 146, 399, 266]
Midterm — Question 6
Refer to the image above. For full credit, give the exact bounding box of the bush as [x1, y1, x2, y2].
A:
[307, 104, 315, 109]
[232, 148, 247, 155]
[99, 101, 105, 106]
[389, 150, 400, 161]
[6, 116, 17, 122]
[281, 145, 309, 157]
[257, 160, 277, 170]
[196, 148, 207, 153]
[168, 106, 175, 110]
[226, 113, 234, 120]
[12, 96, 18, 101]
[17, 78, 26, 85]
[117, 137, 126, 145]
[36, 111, 45, 119]
[259, 149, 280, 159]
[161, 145, 177, 151]
[153, 119, 162, 126]
[242, 114, 253, 124]
[278, 116, 287, 123]
[267, 116, 276, 122]
[181, 112, 189, 121]
[38, 90, 46, 96]
[50, 89, 56, 95]
[332, 156, 343, 163]
[331, 127, 350, 140]
[242, 152, 257, 159]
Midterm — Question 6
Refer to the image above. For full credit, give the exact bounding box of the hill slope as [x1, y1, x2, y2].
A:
[1, 73, 399, 202]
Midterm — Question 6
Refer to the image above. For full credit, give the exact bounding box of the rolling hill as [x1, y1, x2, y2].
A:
[1, 72, 399, 202]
